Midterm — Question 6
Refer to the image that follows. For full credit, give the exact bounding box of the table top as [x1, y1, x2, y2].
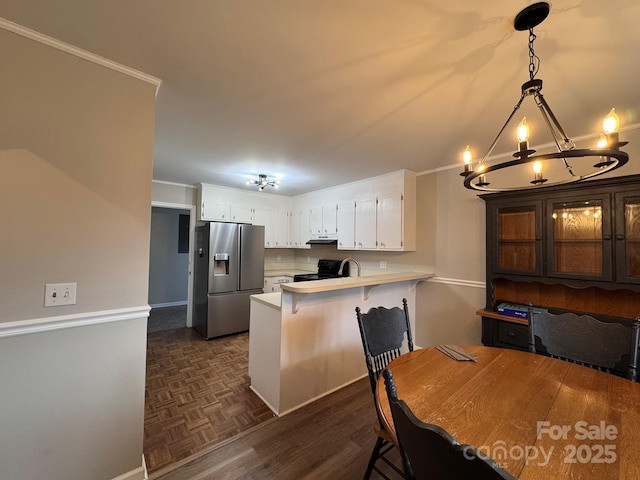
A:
[376, 346, 640, 479]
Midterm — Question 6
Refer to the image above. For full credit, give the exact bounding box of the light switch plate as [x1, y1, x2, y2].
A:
[44, 283, 77, 307]
[380, 261, 387, 269]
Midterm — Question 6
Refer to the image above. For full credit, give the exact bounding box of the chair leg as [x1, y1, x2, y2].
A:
[364, 436, 386, 479]
[364, 436, 407, 480]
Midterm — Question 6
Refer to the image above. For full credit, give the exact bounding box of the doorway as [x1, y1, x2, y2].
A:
[149, 202, 195, 328]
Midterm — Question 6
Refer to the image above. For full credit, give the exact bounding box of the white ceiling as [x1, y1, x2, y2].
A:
[2, 1, 639, 196]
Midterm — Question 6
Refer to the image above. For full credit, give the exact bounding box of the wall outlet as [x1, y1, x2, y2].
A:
[380, 261, 387, 269]
[307, 256, 311, 262]
[277, 255, 281, 261]
[44, 283, 77, 307]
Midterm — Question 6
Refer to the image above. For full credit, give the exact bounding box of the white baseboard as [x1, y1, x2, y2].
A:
[112, 463, 147, 480]
[277, 373, 368, 417]
[248, 385, 279, 416]
[150, 301, 188, 309]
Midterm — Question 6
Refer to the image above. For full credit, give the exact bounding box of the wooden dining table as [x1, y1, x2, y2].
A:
[376, 346, 640, 479]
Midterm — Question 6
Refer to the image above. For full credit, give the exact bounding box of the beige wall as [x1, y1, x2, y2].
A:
[152, 180, 197, 206]
[0, 29, 155, 321]
[0, 28, 156, 480]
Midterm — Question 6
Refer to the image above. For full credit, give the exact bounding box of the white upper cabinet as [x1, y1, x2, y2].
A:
[253, 206, 274, 247]
[376, 192, 404, 250]
[230, 204, 254, 223]
[201, 201, 230, 222]
[337, 201, 356, 250]
[290, 209, 311, 249]
[309, 204, 337, 236]
[198, 183, 293, 248]
[355, 196, 377, 249]
[322, 204, 338, 235]
[272, 208, 290, 248]
[292, 170, 416, 252]
[199, 169, 415, 252]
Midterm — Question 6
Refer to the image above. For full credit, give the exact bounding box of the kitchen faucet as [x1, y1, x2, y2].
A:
[338, 257, 361, 277]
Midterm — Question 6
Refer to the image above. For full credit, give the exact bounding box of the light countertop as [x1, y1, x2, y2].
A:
[250, 291, 282, 308]
[280, 271, 434, 294]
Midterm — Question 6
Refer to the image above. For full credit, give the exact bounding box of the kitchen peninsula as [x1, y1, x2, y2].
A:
[248, 271, 433, 415]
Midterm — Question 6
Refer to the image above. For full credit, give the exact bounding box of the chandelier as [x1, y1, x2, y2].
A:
[247, 174, 281, 191]
[461, 2, 629, 192]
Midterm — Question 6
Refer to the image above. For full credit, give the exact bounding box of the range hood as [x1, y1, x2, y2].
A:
[306, 234, 338, 245]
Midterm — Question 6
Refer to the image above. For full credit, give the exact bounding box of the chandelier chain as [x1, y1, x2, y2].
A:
[528, 28, 540, 81]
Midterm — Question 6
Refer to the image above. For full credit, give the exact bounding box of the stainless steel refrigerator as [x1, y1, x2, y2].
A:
[193, 222, 265, 339]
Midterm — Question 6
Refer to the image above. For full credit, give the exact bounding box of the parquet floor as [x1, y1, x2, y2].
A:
[154, 376, 405, 480]
[144, 326, 275, 473]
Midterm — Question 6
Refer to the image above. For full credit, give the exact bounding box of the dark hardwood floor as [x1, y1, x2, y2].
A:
[152, 377, 404, 480]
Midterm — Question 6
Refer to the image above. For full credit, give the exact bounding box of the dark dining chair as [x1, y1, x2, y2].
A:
[356, 298, 414, 479]
[382, 368, 517, 480]
[527, 309, 640, 381]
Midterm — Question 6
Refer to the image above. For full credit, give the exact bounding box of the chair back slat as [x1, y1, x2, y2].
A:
[528, 309, 640, 380]
[356, 299, 414, 397]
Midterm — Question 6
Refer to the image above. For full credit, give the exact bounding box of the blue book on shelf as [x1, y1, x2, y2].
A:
[497, 303, 548, 319]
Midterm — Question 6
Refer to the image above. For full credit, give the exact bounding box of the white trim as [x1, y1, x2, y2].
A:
[277, 373, 368, 417]
[152, 179, 197, 189]
[150, 300, 187, 309]
[151, 201, 193, 210]
[151, 201, 196, 328]
[0, 306, 150, 339]
[0, 17, 161, 93]
[429, 276, 486, 289]
[111, 464, 147, 480]
[249, 386, 279, 416]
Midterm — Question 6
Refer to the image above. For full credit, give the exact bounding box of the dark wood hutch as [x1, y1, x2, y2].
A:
[478, 173, 640, 352]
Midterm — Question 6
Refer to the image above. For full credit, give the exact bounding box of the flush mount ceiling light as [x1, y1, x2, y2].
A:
[247, 174, 281, 191]
[461, 2, 629, 192]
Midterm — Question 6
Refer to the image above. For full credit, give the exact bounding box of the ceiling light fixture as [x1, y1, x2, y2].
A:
[461, 2, 629, 192]
[247, 174, 281, 191]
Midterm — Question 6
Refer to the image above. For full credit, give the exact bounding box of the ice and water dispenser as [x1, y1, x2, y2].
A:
[213, 253, 230, 276]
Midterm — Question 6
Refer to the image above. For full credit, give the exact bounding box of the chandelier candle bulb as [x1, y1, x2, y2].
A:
[531, 160, 547, 185]
[462, 146, 473, 175]
[517, 117, 530, 152]
[603, 108, 620, 148]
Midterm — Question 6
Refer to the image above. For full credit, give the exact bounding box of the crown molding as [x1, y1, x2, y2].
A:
[0, 17, 161, 93]
[152, 179, 197, 189]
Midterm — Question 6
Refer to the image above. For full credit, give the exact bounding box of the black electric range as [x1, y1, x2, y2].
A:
[293, 259, 350, 282]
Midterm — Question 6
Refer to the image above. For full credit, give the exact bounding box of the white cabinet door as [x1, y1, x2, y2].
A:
[201, 201, 230, 222]
[230, 204, 254, 223]
[253, 206, 274, 247]
[309, 204, 337, 235]
[377, 193, 403, 250]
[337, 201, 356, 250]
[309, 206, 322, 235]
[355, 197, 377, 249]
[298, 209, 310, 248]
[272, 208, 290, 248]
[290, 209, 311, 249]
[322, 204, 337, 235]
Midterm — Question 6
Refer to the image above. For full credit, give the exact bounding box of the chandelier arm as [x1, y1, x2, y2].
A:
[534, 92, 574, 149]
[479, 93, 527, 166]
